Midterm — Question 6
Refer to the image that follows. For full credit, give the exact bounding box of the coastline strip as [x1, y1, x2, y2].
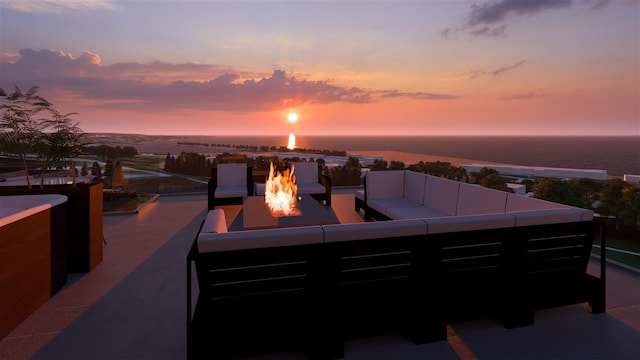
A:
[351, 150, 510, 168]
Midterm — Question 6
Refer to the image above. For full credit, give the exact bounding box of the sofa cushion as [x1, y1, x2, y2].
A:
[423, 175, 460, 216]
[424, 213, 515, 234]
[322, 219, 427, 243]
[403, 170, 427, 204]
[197, 225, 324, 252]
[506, 193, 568, 212]
[457, 183, 508, 216]
[354, 189, 365, 202]
[201, 209, 228, 233]
[296, 182, 326, 195]
[579, 208, 594, 221]
[367, 198, 392, 216]
[292, 162, 318, 184]
[366, 170, 405, 199]
[385, 201, 447, 220]
[510, 208, 583, 227]
[215, 185, 248, 198]
[217, 163, 247, 187]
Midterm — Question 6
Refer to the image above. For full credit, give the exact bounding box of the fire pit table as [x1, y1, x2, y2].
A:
[230, 194, 339, 231]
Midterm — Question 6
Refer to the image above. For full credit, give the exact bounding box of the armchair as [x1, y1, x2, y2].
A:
[208, 163, 253, 210]
[290, 162, 332, 206]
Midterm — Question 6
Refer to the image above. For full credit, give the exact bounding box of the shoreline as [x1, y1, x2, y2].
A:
[351, 150, 510, 168]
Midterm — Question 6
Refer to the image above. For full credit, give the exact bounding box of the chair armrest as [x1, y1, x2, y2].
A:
[246, 167, 254, 197]
[320, 174, 332, 206]
[207, 177, 217, 210]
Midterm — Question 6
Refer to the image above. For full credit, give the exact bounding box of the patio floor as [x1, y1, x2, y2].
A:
[1, 190, 639, 359]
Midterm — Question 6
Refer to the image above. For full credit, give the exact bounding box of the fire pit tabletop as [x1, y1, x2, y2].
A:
[234, 194, 339, 230]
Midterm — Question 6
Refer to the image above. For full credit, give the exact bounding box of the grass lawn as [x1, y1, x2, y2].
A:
[593, 221, 640, 270]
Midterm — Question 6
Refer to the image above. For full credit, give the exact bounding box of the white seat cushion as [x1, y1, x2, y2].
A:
[367, 198, 446, 219]
[322, 219, 427, 243]
[198, 225, 324, 252]
[296, 182, 326, 195]
[385, 203, 447, 220]
[215, 185, 248, 198]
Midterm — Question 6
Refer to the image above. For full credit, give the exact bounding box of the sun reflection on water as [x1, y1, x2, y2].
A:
[287, 133, 296, 150]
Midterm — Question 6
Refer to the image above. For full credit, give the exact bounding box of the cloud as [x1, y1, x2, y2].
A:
[0, 48, 456, 114]
[0, 0, 118, 13]
[470, 59, 528, 79]
[582, 0, 639, 11]
[503, 90, 545, 100]
[443, 0, 572, 38]
[0, 51, 20, 63]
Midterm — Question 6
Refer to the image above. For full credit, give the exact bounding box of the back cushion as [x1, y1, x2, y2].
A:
[506, 193, 568, 212]
[423, 175, 460, 216]
[366, 170, 405, 199]
[292, 162, 318, 184]
[217, 163, 247, 187]
[457, 183, 508, 216]
[403, 171, 427, 204]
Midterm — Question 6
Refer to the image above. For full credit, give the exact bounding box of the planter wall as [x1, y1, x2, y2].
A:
[0, 199, 67, 340]
[0, 182, 104, 272]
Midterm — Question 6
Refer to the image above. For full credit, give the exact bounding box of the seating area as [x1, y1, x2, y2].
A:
[2, 191, 639, 360]
[188, 170, 606, 359]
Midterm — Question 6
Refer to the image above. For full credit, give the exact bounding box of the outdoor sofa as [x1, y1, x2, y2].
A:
[188, 170, 605, 359]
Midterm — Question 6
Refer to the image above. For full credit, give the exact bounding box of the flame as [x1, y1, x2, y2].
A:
[264, 162, 300, 217]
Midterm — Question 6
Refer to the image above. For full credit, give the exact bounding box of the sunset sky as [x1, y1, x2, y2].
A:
[0, 0, 638, 136]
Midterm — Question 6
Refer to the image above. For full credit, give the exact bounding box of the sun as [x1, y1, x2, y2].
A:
[287, 112, 298, 123]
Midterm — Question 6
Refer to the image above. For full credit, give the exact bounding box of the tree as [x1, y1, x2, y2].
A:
[388, 160, 405, 170]
[111, 161, 125, 189]
[532, 178, 591, 209]
[621, 184, 640, 229]
[370, 159, 388, 171]
[599, 179, 629, 229]
[0, 85, 52, 188]
[406, 161, 466, 180]
[327, 157, 362, 186]
[80, 161, 89, 176]
[37, 110, 83, 187]
[473, 167, 509, 191]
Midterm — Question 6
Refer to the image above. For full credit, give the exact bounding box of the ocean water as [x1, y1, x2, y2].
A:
[196, 135, 638, 177]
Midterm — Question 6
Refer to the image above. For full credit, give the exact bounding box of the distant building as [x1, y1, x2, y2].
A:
[624, 174, 640, 183]
[462, 164, 608, 180]
[507, 183, 527, 195]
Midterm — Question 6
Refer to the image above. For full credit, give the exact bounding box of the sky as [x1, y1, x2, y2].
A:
[0, 0, 639, 136]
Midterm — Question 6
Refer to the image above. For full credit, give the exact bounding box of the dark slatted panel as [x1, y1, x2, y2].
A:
[522, 223, 594, 280]
[434, 232, 508, 277]
[340, 250, 412, 285]
[196, 245, 319, 301]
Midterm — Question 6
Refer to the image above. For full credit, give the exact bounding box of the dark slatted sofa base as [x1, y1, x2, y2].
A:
[187, 217, 605, 360]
